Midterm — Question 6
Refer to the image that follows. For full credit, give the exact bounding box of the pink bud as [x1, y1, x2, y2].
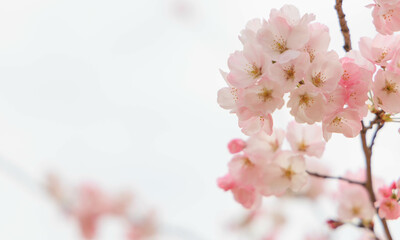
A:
[217, 174, 235, 191]
[227, 139, 246, 153]
[326, 219, 343, 229]
[390, 181, 397, 190]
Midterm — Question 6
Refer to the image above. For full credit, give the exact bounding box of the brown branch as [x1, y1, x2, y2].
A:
[334, 1, 391, 237]
[306, 170, 365, 186]
[360, 120, 393, 240]
[335, 0, 352, 52]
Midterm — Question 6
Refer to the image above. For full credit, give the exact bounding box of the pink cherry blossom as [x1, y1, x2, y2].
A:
[217, 70, 243, 113]
[242, 77, 285, 115]
[73, 184, 111, 239]
[337, 186, 375, 221]
[369, 1, 400, 35]
[217, 173, 261, 209]
[268, 52, 310, 92]
[304, 51, 343, 93]
[228, 154, 262, 186]
[217, 173, 236, 191]
[227, 43, 270, 88]
[217, 87, 242, 112]
[259, 151, 308, 196]
[373, 69, 400, 113]
[237, 108, 273, 136]
[377, 181, 397, 200]
[345, 50, 376, 74]
[126, 212, 156, 240]
[257, 5, 314, 63]
[244, 129, 285, 161]
[239, 18, 262, 45]
[286, 121, 325, 157]
[227, 139, 246, 154]
[322, 108, 362, 141]
[287, 85, 326, 124]
[388, 48, 400, 73]
[378, 198, 400, 219]
[323, 85, 346, 118]
[232, 184, 262, 209]
[269, 4, 315, 27]
[303, 23, 330, 62]
[359, 34, 399, 66]
[339, 56, 373, 88]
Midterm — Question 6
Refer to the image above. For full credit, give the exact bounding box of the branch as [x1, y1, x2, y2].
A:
[370, 123, 384, 149]
[306, 170, 365, 186]
[360, 121, 393, 240]
[334, 0, 352, 52]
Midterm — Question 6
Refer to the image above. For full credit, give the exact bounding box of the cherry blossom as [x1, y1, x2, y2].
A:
[227, 138, 246, 154]
[337, 186, 375, 221]
[259, 151, 308, 196]
[304, 51, 343, 93]
[287, 85, 326, 124]
[217, 173, 261, 209]
[322, 108, 362, 141]
[242, 77, 285, 114]
[373, 69, 400, 113]
[217, 3, 400, 239]
[286, 121, 325, 157]
[227, 43, 270, 88]
[368, 0, 400, 35]
[359, 34, 399, 66]
[257, 6, 314, 63]
[237, 108, 274, 136]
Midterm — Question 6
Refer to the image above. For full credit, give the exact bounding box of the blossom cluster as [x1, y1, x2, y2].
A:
[376, 179, 400, 220]
[328, 171, 400, 227]
[217, 122, 325, 209]
[217, 3, 400, 237]
[46, 175, 156, 240]
[218, 4, 400, 142]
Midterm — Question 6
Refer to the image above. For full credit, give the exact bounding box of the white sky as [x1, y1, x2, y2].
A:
[0, 0, 399, 239]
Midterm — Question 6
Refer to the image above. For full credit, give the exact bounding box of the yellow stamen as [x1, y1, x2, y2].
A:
[258, 88, 273, 102]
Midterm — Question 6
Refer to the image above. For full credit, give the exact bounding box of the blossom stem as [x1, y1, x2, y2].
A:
[306, 170, 365, 186]
[361, 120, 393, 240]
[334, 0, 352, 52]
[333, 1, 391, 236]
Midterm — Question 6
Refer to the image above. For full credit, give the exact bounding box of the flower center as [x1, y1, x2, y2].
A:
[242, 157, 254, 167]
[283, 166, 295, 180]
[332, 117, 343, 127]
[272, 36, 288, 54]
[247, 64, 262, 79]
[298, 140, 308, 152]
[299, 93, 313, 107]
[258, 88, 273, 102]
[312, 72, 326, 88]
[382, 79, 398, 94]
[284, 65, 295, 81]
[351, 206, 361, 216]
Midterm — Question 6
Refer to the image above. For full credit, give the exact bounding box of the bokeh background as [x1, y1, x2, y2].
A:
[0, 0, 399, 239]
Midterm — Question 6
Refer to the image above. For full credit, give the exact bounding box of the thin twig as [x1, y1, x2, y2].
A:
[370, 123, 384, 149]
[306, 170, 365, 186]
[334, 0, 352, 52]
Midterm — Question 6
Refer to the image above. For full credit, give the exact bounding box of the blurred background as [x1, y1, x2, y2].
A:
[0, 0, 399, 239]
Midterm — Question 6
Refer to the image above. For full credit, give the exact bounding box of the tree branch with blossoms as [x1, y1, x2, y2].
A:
[361, 118, 392, 240]
[217, 0, 400, 239]
[334, 1, 393, 237]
